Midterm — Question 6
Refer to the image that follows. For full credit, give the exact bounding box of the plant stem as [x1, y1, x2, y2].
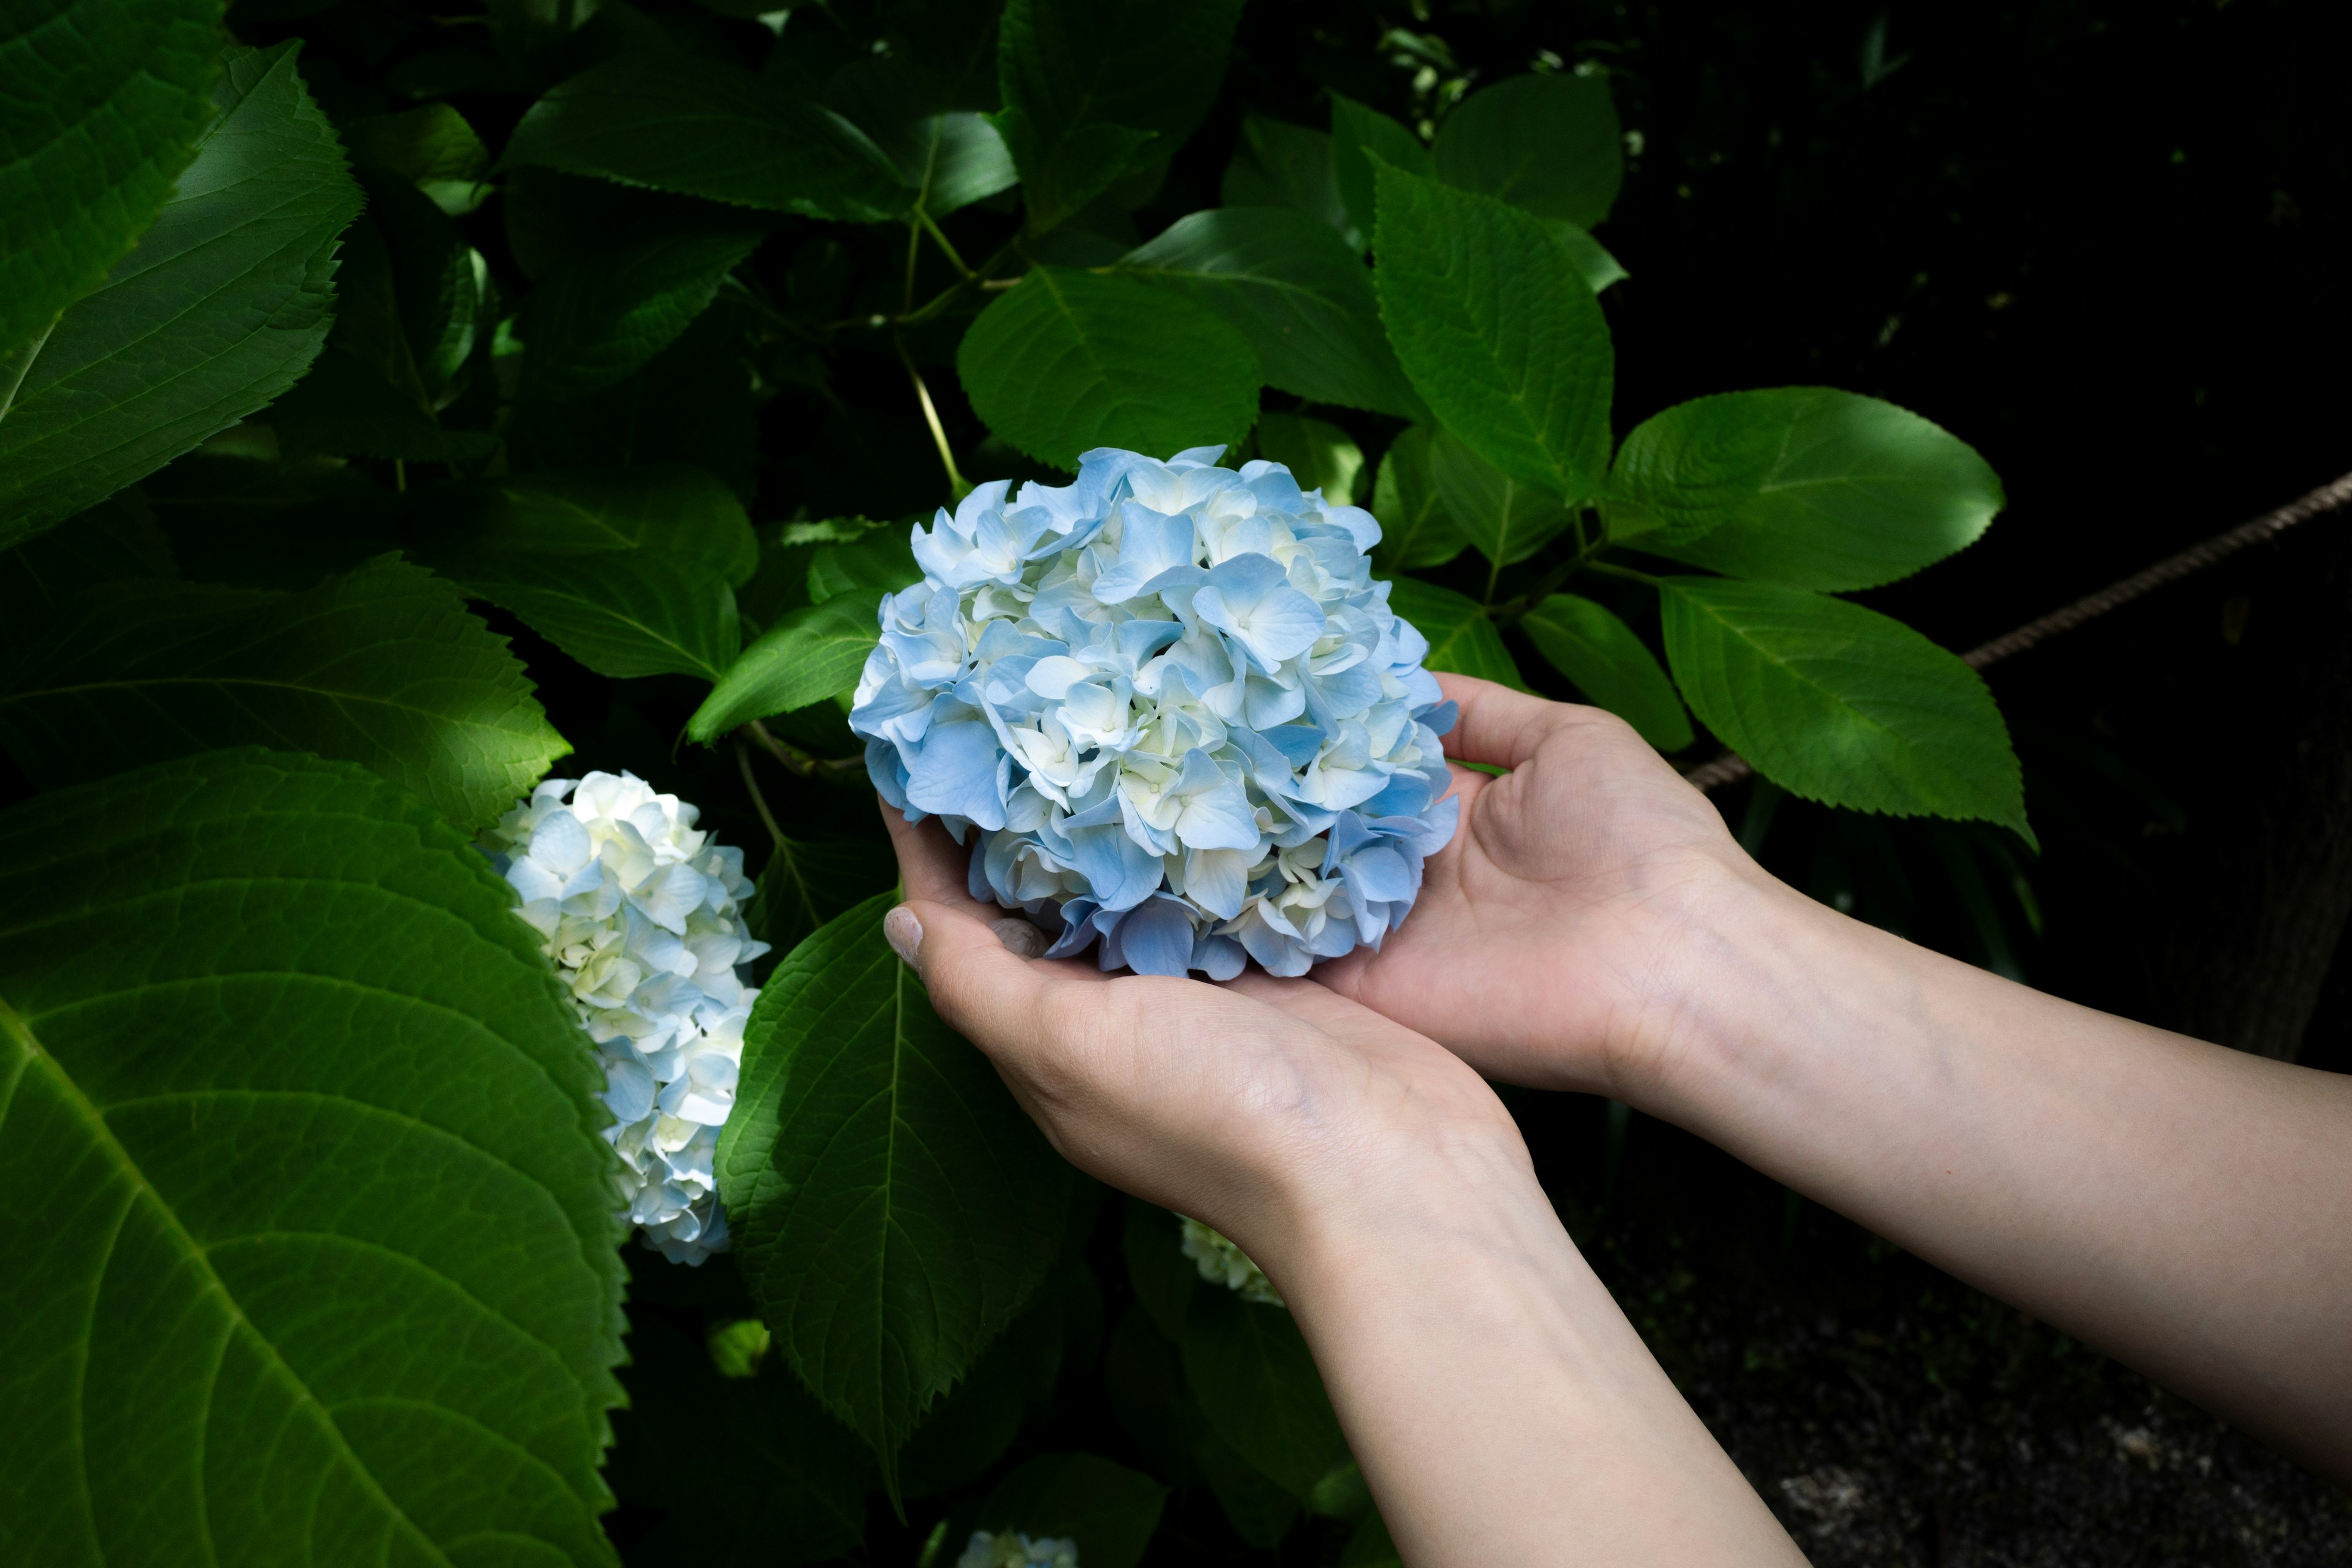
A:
[915, 207, 974, 279]
[735, 739, 788, 850]
[897, 333, 972, 500]
[1583, 557, 1663, 586]
[747, 718, 864, 780]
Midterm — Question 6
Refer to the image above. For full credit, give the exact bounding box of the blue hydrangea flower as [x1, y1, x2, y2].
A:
[851, 446, 1459, 979]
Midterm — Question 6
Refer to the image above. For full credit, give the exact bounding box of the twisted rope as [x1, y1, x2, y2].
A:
[1678, 468, 2352, 794]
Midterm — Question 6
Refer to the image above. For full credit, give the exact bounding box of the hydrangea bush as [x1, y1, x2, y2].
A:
[0, 2, 2032, 1562]
[853, 445, 1459, 977]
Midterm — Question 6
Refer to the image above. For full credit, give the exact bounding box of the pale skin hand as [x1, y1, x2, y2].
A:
[880, 807, 1806, 1567]
[1324, 675, 2352, 1480]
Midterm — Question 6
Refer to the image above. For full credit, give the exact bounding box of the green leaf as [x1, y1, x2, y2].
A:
[1222, 113, 1351, 242]
[502, 55, 910, 222]
[1255, 411, 1364, 506]
[0, 42, 364, 544]
[958, 266, 1261, 470]
[1432, 71, 1623, 228]
[689, 598, 880, 741]
[1519, 594, 1693, 752]
[1548, 218, 1627, 293]
[0, 748, 627, 1565]
[980, 1453, 1170, 1568]
[1384, 575, 1525, 689]
[1428, 427, 1572, 568]
[0, 492, 175, 617]
[995, 0, 1245, 232]
[1369, 426, 1467, 571]
[752, 833, 899, 956]
[1372, 160, 1613, 504]
[409, 466, 757, 681]
[1196, 1429, 1301, 1547]
[1182, 1288, 1351, 1503]
[341, 102, 492, 213]
[719, 892, 1077, 1487]
[1121, 207, 1425, 420]
[807, 524, 922, 606]
[1328, 91, 1427, 251]
[907, 113, 1020, 217]
[0, 556, 570, 829]
[1612, 388, 2007, 590]
[519, 225, 767, 402]
[0, 0, 221, 353]
[605, 1313, 870, 1566]
[1657, 576, 2030, 840]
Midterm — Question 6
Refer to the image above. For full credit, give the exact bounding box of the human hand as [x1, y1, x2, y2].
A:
[1316, 674, 1776, 1097]
[878, 803, 1528, 1278]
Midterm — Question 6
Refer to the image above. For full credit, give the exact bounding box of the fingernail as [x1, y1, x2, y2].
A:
[883, 906, 923, 967]
[990, 916, 1047, 959]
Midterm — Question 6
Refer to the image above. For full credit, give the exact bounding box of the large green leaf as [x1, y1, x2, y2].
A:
[1432, 71, 1623, 228]
[519, 225, 768, 402]
[994, 0, 1245, 232]
[752, 833, 899, 957]
[0, 0, 221, 353]
[979, 1453, 1169, 1568]
[1328, 91, 1427, 252]
[1369, 426, 1467, 572]
[501, 55, 910, 221]
[1222, 113, 1351, 241]
[688, 598, 880, 741]
[506, 303, 760, 500]
[1658, 576, 2029, 840]
[1182, 1288, 1352, 1503]
[1385, 575, 1525, 690]
[1613, 388, 2007, 590]
[718, 893, 1077, 1487]
[0, 556, 570, 829]
[1372, 161, 1613, 504]
[0, 748, 627, 1565]
[1428, 427, 1572, 570]
[409, 465, 758, 682]
[1121, 207, 1425, 420]
[957, 266, 1260, 470]
[1518, 594, 1693, 752]
[0, 42, 363, 543]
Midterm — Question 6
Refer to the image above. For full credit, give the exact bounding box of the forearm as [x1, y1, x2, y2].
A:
[1630, 872, 2352, 1474]
[1266, 1135, 1803, 1566]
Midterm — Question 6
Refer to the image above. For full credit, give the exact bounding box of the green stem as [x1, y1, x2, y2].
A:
[915, 206, 974, 279]
[1582, 557, 1664, 586]
[735, 739, 788, 850]
[897, 333, 972, 501]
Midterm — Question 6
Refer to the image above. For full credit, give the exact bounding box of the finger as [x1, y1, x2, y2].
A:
[878, 799, 996, 918]
[885, 891, 1065, 1056]
[1434, 673, 1576, 769]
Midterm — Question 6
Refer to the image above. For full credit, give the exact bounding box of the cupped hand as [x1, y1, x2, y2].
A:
[879, 804, 1525, 1276]
[1316, 674, 1770, 1096]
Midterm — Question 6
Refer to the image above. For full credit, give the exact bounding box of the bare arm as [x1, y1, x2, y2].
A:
[1323, 676, 2352, 1477]
[881, 808, 1803, 1566]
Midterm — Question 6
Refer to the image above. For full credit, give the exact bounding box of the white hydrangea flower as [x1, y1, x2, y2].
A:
[484, 771, 770, 1265]
[956, 1531, 1080, 1568]
[1180, 1216, 1283, 1307]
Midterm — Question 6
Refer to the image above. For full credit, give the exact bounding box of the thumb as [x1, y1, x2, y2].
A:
[882, 895, 1071, 1062]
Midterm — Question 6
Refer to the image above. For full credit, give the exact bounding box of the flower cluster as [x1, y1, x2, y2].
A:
[851, 446, 1458, 977]
[484, 772, 768, 1264]
[1180, 1217, 1283, 1306]
[956, 1532, 1080, 1568]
